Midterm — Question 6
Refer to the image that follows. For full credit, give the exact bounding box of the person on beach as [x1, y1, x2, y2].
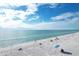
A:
[50, 37, 59, 43]
[39, 42, 43, 49]
[50, 40, 53, 42]
[18, 48, 23, 51]
[39, 43, 42, 45]
[55, 37, 59, 40]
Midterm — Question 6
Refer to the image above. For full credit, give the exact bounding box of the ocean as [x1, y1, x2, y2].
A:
[0, 29, 79, 48]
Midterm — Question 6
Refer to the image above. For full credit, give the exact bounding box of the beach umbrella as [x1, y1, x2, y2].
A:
[53, 44, 60, 48]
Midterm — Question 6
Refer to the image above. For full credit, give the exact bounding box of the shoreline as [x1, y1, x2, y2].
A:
[0, 32, 76, 49]
[0, 32, 79, 56]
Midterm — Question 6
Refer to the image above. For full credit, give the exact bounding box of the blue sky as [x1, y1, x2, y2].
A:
[0, 1, 79, 30]
[14, 5, 27, 11]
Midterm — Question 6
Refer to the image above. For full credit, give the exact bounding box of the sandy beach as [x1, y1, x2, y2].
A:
[0, 32, 79, 56]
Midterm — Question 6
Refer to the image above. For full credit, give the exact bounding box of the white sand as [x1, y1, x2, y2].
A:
[0, 32, 79, 56]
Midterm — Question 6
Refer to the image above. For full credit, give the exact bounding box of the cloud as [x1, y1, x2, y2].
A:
[27, 15, 40, 22]
[36, 3, 59, 8]
[33, 21, 79, 30]
[51, 12, 79, 22]
[0, 2, 59, 28]
[0, 2, 38, 28]
[47, 3, 59, 8]
[33, 12, 79, 30]
[0, 1, 78, 30]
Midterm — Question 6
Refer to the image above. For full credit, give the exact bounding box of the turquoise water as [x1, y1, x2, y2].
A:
[0, 29, 79, 48]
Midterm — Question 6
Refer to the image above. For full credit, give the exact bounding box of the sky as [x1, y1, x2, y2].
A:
[0, 0, 79, 30]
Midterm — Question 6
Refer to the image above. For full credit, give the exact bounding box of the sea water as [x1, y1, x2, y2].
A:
[0, 29, 79, 48]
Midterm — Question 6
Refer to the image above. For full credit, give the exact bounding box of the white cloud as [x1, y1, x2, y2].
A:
[28, 16, 40, 21]
[48, 3, 59, 8]
[33, 12, 79, 30]
[51, 12, 79, 23]
[0, 1, 78, 30]
[51, 12, 73, 22]
[0, 2, 38, 28]
[33, 21, 79, 30]
[36, 3, 58, 8]
[0, 1, 59, 29]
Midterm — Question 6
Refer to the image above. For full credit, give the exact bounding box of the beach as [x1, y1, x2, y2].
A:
[0, 32, 79, 56]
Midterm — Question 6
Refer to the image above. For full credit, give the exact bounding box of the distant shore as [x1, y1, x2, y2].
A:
[0, 32, 79, 56]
